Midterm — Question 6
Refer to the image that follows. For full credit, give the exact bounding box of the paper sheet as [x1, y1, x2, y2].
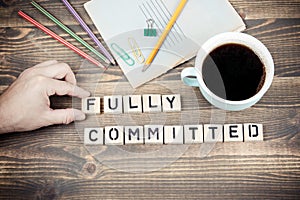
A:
[84, 0, 245, 88]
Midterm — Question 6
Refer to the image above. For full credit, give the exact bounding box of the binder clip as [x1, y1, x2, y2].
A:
[144, 19, 157, 37]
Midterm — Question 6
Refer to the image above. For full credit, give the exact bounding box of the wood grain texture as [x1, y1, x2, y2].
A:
[0, 0, 300, 199]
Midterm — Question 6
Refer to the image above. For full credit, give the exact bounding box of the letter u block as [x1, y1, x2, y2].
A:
[104, 95, 123, 114]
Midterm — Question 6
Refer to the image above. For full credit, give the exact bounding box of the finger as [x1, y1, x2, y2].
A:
[46, 108, 86, 125]
[33, 60, 58, 68]
[33, 62, 77, 85]
[46, 79, 90, 98]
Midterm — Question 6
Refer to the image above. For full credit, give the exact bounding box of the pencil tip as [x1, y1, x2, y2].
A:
[142, 64, 150, 72]
[111, 59, 117, 65]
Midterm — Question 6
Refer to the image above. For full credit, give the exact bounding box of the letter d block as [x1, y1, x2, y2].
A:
[84, 128, 104, 145]
[244, 124, 263, 141]
[82, 97, 101, 114]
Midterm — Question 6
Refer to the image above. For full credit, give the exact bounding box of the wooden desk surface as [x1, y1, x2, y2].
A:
[0, 0, 299, 199]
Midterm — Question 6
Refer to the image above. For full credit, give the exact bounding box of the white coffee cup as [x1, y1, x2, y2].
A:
[181, 32, 274, 111]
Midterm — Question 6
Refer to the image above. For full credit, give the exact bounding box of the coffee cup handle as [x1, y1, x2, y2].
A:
[181, 67, 200, 87]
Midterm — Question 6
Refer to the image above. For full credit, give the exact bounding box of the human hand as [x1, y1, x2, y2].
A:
[0, 60, 90, 134]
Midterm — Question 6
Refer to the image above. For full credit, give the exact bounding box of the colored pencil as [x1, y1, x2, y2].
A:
[61, 0, 116, 65]
[31, 1, 110, 65]
[142, 0, 188, 72]
[18, 10, 106, 69]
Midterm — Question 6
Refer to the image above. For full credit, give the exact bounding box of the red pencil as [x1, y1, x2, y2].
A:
[18, 10, 106, 69]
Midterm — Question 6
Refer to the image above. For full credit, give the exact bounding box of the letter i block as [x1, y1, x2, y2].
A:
[204, 124, 223, 143]
[124, 126, 144, 144]
[104, 96, 123, 114]
[162, 94, 181, 112]
[224, 124, 243, 142]
[144, 125, 164, 144]
[184, 125, 203, 144]
[105, 126, 124, 145]
[164, 126, 184, 144]
[244, 124, 264, 141]
[142, 94, 162, 112]
[123, 95, 143, 113]
[82, 97, 101, 114]
[84, 128, 104, 145]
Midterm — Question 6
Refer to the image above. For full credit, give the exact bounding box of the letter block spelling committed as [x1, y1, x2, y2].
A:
[184, 125, 203, 144]
[105, 126, 124, 145]
[124, 126, 144, 144]
[144, 125, 164, 144]
[84, 128, 104, 145]
[104, 95, 123, 114]
[82, 97, 101, 114]
[224, 124, 244, 142]
[244, 124, 264, 141]
[123, 95, 143, 113]
[164, 126, 184, 144]
[162, 94, 181, 112]
[142, 94, 162, 112]
[204, 124, 223, 143]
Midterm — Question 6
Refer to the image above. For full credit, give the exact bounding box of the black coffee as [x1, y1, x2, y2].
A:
[202, 44, 266, 101]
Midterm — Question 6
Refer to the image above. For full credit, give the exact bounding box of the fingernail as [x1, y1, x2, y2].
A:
[74, 110, 86, 121]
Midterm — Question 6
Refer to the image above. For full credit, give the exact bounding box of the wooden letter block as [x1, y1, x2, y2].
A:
[105, 126, 124, 145]
[162, 94, 181, 112]
[184, 125, 203, 144]
[244, 124, 264, 141]
[144, 125, 164, 144]
[164, 126, 184, 144]
[82, 97, 101, 114]
[123, 95, 143, 113]
[142, 94, 162, 112]
[124, 126, 144, 144]
[104, 95, 123, 114]
[84, 128, 103, 145]
[224, 124, 243, 142]
[204, 124, 223, 143]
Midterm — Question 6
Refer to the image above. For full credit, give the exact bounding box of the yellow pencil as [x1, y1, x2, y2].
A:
[142, 0, 188, 72]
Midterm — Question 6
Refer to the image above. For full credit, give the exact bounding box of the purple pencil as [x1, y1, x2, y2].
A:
[61, 0, 116, 65]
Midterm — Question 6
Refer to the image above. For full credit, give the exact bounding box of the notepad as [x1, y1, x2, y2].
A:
[84, 0, 245, 88]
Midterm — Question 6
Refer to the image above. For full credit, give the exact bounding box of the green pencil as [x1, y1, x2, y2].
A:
[31, 1, 110, 64]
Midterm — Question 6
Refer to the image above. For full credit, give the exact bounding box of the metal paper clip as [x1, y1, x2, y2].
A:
[111, 43, 135, 66]
[144, 19, 157, 37]
[128, 37, 145, 64]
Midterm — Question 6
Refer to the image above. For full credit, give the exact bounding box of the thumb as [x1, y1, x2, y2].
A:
[46, 108, 86, 125]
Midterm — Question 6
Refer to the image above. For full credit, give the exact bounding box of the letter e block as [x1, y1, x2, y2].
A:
[244, 124, 263, 141]
[84, 128, 104, 145]
[164, 126, 184, 144]
[82, 97, 101, 114]
[104, 95, 123, 114]
[162, 94, 181, 112]
[224, 124, 243, 142]
[123, 95, 143, 113]
[144, 125, 164, 144]
[124, 126, 144, 144]
[142, 94, 162, 112]
[184, 125, 203, 144]
[105, 126, 124, 145]
[204, 124, 223, 143]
